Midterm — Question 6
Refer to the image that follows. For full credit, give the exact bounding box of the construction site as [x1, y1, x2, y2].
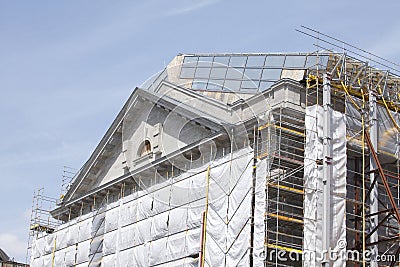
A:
[27, 27, 400, 266]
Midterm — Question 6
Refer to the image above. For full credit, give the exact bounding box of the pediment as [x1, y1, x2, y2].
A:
[63, 86, 226, 203]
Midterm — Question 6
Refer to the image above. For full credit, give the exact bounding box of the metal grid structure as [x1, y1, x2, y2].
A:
[26, 188, 61, 263]
[27, 36, 400, 265]
[301, 27, 400, 265]
[258, 107, 305, 266]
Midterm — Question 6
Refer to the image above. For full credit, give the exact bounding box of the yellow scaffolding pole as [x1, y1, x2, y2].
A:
[266, 243, 303, 254]
[267, 183, 304, 194]
[266, 213, 303, 224]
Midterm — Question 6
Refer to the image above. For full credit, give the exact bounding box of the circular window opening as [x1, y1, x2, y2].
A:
[182, 146, 201, 161]
[139, 140, 152, 157]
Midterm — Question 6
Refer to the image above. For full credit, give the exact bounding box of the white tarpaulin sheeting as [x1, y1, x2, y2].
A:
[205, 147, 253, 267]
[30, 147, 256, 267]
[304, 105, 347, 267]
[254, 158, 268, 265]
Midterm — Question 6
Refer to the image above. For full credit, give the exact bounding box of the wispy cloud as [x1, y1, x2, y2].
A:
[166, 0, 219, 16]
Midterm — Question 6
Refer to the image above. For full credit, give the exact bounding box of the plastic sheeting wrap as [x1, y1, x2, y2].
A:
[102, 253, 116, 266]
[31, 256, 44, 267]
[120, 200, 137, 227]
[56, 227, 68, 250]
[118, 247, 134, 266]
[137, 194, 154, 220]
[103, 230, 118, 255]
[132, 244, 149, 266]
[65, 245, 76, 266]
[33, 236, 45, 258]
[254, 158, 267, 264]
[151, 211, 169, 239]
[166, 231, 186, 261]
[67, 222, 78, 246]
[136, 218, 152, 244]
[168, 207, 188, 234]
[43, 254, 52, 267]
[105, 205, 120, 233]
[346, 101, 400, 158]
[54, 248, 66, 266]
[153, 185, 171, 213]
[185, 227, 201, 256]
[43, 233, 55, 255]
[149, 237, 168, 265]
[31, 147, 258, 267]
[304, 105, 347, 267]
[76, 239, 90, 264]
[78, 217, 92, 242]
[118, 224, 136, 250]
[205, 147, 253, 267]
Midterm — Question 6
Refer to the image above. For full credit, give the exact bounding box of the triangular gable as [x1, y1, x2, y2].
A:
[63, 83, 233, 203]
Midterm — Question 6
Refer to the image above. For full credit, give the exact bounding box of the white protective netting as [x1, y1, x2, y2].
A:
[303, 105, 347, 267]
[30, 147, 259, 267]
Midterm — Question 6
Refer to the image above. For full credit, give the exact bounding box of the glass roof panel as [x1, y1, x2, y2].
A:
[197, 56, 213, 67]
[265, 56, 285, 67]
[180, 67, 196, 79]
[226, 68, 244, 80]
[192, 80, 208, 90]
[284, 55, 306, 68]
[194, 67, 211, 79]
[210, 67, 227, 79]
[246, 56, 266, 67]
[244, 68, 262, 80]
[207, 80, 224, 90]
[213, 56, 230, 67]
[223, 80, 241, 91]
[261, 69, 282, 80]
[229, 56, 247, 67]
[183, 56, 198, 67]
[241, 80, 259, 89]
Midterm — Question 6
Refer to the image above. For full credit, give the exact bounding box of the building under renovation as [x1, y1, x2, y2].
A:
[28, 32, 400, 266]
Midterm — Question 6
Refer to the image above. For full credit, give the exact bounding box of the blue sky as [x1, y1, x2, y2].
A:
[0, 0, 399, 262]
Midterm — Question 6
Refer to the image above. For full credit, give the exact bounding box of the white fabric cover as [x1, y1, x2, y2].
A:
[44, 233, 55, 255]
[118, 224, 136, 250]
[65, 245, 76, 266]
[31, 147, 255, 267]
[78, 218, 92, 242]
[54, 248, 66, 267]
[105, 206, 119, 233]
[254, 158, 267, 264]
[102, 253, 116, 266]
[103, 230, 117, 255]
[56, 228, 68, 250]
[205, 147, 253, 267]
[304, 105, 347, 266]
[120, 200, 137, 227]
[76, 239, 90, 264]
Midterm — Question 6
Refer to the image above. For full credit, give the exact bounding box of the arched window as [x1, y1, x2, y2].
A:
[139, 140, 152, 157]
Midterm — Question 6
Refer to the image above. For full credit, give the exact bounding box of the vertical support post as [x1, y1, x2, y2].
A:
[369, 90, 378, 266]
[200, 166, 211, 267]
[250, 124, 258, 266]
[322, 73, 332, 266]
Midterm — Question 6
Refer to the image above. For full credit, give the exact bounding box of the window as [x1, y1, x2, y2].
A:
[139, 140, 152, 157]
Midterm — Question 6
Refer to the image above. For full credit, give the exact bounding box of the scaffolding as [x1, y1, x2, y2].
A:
[300, 26, 400, 266]
[26, 188, 61, 263]
[26, 40, 400, 266]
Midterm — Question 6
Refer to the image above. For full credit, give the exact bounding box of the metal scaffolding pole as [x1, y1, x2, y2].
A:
[322, 73, 332, 266]
[369, 90, 378, 266]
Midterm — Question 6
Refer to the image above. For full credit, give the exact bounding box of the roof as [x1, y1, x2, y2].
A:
[142, 52, 329, 94]
[0, 248, 9, 262]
